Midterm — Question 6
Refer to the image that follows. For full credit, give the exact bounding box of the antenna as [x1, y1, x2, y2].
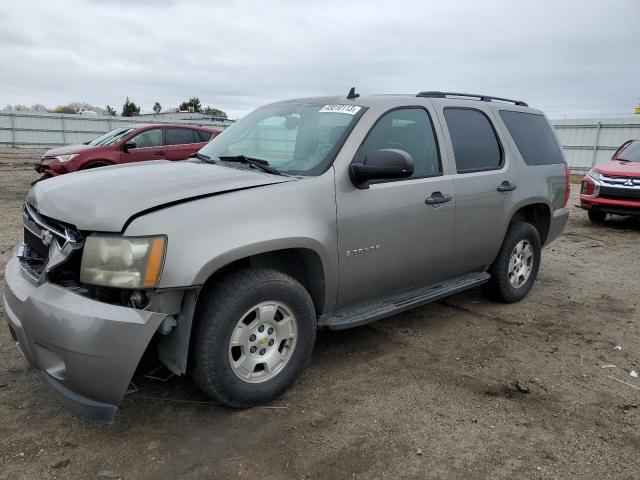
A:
[347, 87, 360, 100]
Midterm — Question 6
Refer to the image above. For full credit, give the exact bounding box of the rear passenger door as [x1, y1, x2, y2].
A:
[164, 127, 203, 160]
[437, 104, 518, 274]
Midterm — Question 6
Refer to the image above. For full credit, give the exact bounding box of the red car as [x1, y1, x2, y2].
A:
[35, 124, 220, 178]
[580, 139, 640, 223]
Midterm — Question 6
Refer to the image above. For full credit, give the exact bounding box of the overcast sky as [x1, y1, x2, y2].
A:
[1, 0, 638, 118]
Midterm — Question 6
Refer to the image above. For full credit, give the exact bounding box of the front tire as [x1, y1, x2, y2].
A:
[191, 268, 316, 408]
[588, 209, 607, 224]
[486, 222, 541, 303]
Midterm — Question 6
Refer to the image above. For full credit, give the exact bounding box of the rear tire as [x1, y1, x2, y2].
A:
[588, 210, 607, 224]
[486, 222, 541, 303]
[191, 268, 316, 408]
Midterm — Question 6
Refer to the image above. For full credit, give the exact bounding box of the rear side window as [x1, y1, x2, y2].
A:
[499, 111, 564, 165]
[197, 130, 213, 142]
[166, 128, 197, 145]
[356, 108, 441, 178]
[444, 108, 502, 173]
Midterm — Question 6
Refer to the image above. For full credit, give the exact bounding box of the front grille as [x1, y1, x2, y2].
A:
[19, 203, 81, 283]
[601, 174, 640, 187]
[599, 186, 640, 201]
[24, 226, 49, 258]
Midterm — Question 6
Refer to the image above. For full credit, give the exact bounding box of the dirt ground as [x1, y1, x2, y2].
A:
[1, 151, 639, 479]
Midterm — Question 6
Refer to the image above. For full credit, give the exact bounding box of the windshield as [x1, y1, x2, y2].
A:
[199, 102, 365, 175]
[88, 127, 135, 146]
[617, 140, 640, 163]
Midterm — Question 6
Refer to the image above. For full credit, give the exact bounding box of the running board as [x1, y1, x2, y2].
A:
[318, 271, 490, 330]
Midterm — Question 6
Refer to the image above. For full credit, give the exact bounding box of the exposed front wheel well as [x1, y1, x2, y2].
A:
[198, 248, 326, 316]
[81, 160, 113, 169]
[509, 203, 551, 245]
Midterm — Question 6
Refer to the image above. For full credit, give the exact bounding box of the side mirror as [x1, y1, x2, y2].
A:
[350, 149, 414, 188]
[122, 141, 137, 152]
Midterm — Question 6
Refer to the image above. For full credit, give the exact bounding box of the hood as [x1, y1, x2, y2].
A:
[27, 160, 293, 232]
[43, 144, 103, 157]
[595, 160, 640, 178]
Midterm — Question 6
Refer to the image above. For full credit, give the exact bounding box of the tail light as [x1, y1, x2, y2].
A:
[562, 162, 571, 208]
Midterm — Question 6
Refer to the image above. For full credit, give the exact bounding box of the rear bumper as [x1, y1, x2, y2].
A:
[3, 254, 166, 423]
[545, 207, 569, 246]
[580, 194, 640, 217]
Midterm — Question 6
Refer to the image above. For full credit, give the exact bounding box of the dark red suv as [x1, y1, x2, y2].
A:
[35, 124, 220, 178]
[580, 139, 640, 222]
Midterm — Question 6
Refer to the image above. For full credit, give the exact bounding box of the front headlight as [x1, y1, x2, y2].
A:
[80, 235, 166, 288]
[55, 154, 78, 163]
[587, 169, 601, 181]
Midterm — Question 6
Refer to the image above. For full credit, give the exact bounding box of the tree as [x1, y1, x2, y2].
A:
[153, 102, 162, 114]
[179, 97, 202, 113]
[105, 105, 117, 116]
[121, 97, 140, 117]
[4, 104, 29, 112]
[203, 106, 227, 118]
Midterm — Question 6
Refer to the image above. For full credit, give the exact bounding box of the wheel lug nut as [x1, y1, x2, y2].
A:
[258, 325, 265, 333]
[250, 346, 257, 353]
[249, 334, 256, 342]
[259, 348, 266, 355]
[268, 327, 274, 334]
[268, 339, 274, 346]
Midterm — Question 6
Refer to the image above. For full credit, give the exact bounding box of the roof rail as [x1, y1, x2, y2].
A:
[416, 91, 528, 107]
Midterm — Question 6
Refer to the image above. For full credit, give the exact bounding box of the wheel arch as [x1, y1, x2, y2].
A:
[80, 159, 115, 169]
[509, 202, 552, 245]
[196, 245, 328, 317]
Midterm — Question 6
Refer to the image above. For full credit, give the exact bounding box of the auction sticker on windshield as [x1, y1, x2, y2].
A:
[319, 104, 362, 115]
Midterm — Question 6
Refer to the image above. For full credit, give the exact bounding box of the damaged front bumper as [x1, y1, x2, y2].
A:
[3, 255, 167, 423]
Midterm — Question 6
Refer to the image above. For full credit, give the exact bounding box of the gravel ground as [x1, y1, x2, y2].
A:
[1, 153, 639, 479]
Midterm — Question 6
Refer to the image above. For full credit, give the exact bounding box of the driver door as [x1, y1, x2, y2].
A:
[122, 128, 165, 162]
[336, 107, 456, 308]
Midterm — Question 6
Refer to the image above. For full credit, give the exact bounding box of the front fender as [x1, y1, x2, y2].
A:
[123, 172, 339, 313]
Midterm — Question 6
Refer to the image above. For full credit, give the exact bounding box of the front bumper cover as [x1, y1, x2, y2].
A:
[580, 194, 640, 217]
[3, 254, 167, 423]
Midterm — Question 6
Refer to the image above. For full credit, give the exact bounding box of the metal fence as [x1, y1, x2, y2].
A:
[0, 111, 231, 149]
[550, 118, 640, 172]
[1, 111, 639, 173]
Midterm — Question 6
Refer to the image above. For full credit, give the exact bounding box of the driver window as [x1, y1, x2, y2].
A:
[357, 108, 441, 178]
[130, 128, 163, 148]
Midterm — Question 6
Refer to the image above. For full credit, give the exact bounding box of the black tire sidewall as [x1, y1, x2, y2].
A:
[588, 210, 607, 223]
[489, 222, 542, 303]
[192, 269, 316, 407]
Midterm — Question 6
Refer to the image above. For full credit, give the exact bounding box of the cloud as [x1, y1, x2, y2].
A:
[0, 0, 638, 118]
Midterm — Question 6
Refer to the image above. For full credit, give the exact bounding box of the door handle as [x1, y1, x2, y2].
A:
[155, 151, 166, 156]
[425, 192, 452, 205]
[497, 181, 517, 192]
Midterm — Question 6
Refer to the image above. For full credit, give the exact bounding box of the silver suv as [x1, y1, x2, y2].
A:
[3, 90, 570, 422]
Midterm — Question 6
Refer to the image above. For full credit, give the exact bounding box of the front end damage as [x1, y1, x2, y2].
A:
[2, 203, 193, 423]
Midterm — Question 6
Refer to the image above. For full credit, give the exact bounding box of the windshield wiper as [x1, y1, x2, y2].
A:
[192, 152, 215, 163]
[217, 155, 283, 176]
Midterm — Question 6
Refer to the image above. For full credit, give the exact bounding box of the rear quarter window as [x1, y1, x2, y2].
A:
[499, 111, 564, 165]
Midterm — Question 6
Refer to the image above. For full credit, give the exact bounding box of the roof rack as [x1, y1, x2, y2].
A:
[416, 91, 528, 107]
